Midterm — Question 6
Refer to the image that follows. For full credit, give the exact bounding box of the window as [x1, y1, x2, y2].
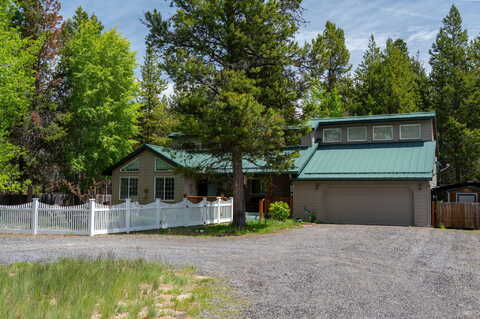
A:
[323, 128, 342, 143]
[120, 160, 139, 172]
[400, 124, 421, 140]
[373, 126, 394, 141]
[250, 179, 266, 194]
[120, 177, 138, 200]
[155, 159, 172, 171]
[347, 127, 367, 142]
[457, 193, 477, 203]
[155, 177, 175, 201]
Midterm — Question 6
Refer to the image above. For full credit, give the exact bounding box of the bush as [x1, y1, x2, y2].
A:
[268, 201, 290, 221]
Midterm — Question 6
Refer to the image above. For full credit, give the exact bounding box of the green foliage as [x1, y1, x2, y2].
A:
[352, 37, 423, 115]
[145, 0, 308, 227]
[269, 201, 291, 221]
[0, 0, 35, 192]
[137, 43, 174, 145]
[59, 17, 139, 188]
[151, 219, 300, 236]
[305, 21, 351, 91]
[304, 80, 347, 118]
[0, 258, 238, 319]
[429, 5, 480, 183]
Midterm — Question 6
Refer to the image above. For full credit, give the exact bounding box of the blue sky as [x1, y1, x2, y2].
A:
[61, 0, 480, 73]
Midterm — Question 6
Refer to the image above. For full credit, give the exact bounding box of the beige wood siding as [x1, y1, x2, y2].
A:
[293, 181, 431, 226]
[317, 119, 434, 145]
[111, 150, 195, 204]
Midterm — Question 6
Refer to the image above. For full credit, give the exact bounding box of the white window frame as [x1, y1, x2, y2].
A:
[347, 126, 367, 142]
[154, 176, 175, 202]
[456, 192, 477, 203]
[119, 176, 138, 200]
[400, 124, 422, 140]
[120, 159, 139, 172]
[373, 125, 394, 141]
[323, 128, 342, 143]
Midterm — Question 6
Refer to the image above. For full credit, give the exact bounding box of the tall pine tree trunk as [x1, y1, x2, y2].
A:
[232, 151, 246, 228]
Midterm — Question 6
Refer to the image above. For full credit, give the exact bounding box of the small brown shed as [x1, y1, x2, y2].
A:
[433, 182, 480, 203]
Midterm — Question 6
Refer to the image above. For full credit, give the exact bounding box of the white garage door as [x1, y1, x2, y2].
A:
[325, 187, 413, 226]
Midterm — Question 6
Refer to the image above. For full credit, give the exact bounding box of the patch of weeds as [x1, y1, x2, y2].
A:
[0, 257, 241, 319]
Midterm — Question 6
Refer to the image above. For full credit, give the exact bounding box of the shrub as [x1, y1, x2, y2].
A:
[268, 201, 290, 221]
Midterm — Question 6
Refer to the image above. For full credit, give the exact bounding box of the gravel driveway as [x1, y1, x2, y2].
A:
[1, 224, 479, 318]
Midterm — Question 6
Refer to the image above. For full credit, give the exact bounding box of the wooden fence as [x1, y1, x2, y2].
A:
[432, 202, 480, 229]
[0, 197, 233, 236]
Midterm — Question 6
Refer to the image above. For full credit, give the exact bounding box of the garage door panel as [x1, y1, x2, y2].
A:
[326, 187, 413, 226]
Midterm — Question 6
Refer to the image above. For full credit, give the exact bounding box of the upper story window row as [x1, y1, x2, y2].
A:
[322, 123, 423, 144]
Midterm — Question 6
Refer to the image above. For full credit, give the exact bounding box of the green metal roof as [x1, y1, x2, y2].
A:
[142, 144, 317, 174]
[297, 141, 436, 181]
[309, 112, 436, 128]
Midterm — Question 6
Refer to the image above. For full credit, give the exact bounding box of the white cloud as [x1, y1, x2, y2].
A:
[407, 30, 437, 43]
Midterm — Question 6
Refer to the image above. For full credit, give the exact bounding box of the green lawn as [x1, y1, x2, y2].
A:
[144, 219, 302, 237]
[0, 258, 239, 319]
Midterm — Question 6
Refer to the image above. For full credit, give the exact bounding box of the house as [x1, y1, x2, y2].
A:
[104, 111, 437, 226]
[293, 112, 437, 226]
[433, 182, 480, 203]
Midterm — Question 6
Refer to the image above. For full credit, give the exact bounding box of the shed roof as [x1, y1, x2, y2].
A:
[297, 141, 436, 181]
[308, 112, 436, 128]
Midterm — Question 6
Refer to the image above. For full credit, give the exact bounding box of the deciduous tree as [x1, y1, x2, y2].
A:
[59, 15, 139, 192]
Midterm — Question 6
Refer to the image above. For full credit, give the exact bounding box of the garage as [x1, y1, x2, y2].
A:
[325, 187, 413, 226]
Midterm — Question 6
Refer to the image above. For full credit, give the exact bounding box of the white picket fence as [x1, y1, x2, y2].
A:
[0, 197, 233, 236]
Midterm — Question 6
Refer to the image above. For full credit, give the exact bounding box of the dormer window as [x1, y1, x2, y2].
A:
[373, 126, 394, 141]
[120, 159, 139, 172]
[347, 127, 367, 142]
[323, 128, 342, 143]
[400, 124, 421, 140]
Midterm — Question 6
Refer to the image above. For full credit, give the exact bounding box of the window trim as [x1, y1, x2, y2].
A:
[323, 128, 342, 143]
[347, 126, 367, 142]
[120, 159, 139, 172]
[456, 192, 477, 203]
[119, 176, 138, 200]
[400, 124, 422, 140]
[154, 176, 175, 202]
[372, 125, 394, 141]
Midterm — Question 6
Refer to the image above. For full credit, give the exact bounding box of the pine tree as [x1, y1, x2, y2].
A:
[429, 5, 479, 183]
[145, 0, 308, 228]
[305, 21, 351, 91]
[352, 36, 422, 115]
[137, 43, 173, 145]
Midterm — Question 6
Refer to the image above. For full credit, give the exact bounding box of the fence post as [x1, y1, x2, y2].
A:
[125, 199, 131, 233]
[231, 197, 234, 221]
[216, 197, 221, 223]
[32, 198, 39, 235]
[89, 199, 96, 236]
[156, 198, 161, 229]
